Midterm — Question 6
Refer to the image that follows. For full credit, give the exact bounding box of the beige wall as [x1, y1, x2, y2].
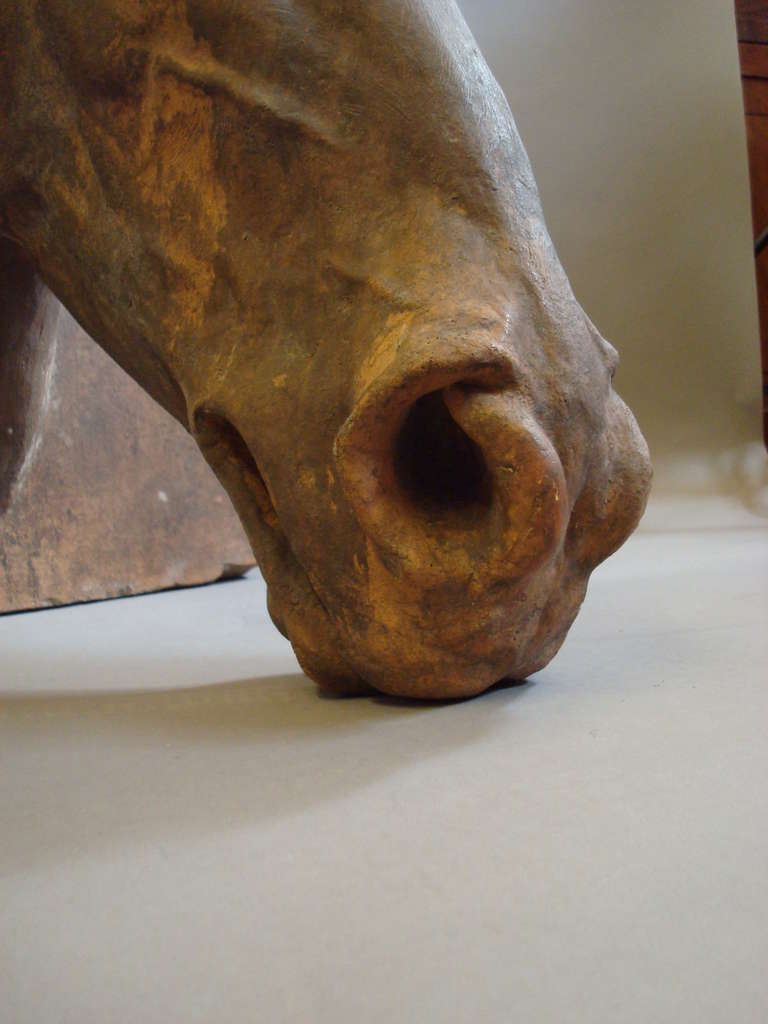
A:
[461, 0, 764, 495]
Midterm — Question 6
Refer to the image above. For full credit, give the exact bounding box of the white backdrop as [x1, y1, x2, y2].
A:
[461, 0, 765, 500]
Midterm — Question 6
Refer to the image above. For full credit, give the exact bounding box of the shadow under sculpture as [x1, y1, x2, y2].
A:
[0, 0, 652, 698]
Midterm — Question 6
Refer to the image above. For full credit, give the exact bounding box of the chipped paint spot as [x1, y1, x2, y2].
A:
[10, 303, 60, 499]
[157, 490, 169, 503]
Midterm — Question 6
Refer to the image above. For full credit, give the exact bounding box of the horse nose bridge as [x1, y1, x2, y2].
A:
[520, 252, 619, 379]
[334, 334, 568, 587]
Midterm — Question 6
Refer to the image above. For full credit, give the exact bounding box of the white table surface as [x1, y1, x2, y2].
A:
[2, 496, 767, 1024]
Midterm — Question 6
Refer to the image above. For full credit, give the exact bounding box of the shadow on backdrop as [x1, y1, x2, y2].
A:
[0, 670, 536, 875]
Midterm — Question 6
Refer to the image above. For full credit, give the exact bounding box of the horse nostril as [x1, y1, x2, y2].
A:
[193, 408, 279, 531]
[394, 390, 493, 518]
[336, 367, 568, 584]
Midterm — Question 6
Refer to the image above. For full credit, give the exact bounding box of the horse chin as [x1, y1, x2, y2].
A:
[260, 537, 376, 697]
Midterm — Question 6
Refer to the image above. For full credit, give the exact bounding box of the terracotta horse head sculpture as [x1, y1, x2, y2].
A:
[0, 0, 651, 698]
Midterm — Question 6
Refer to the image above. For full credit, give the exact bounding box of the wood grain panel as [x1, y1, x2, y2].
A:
[741, 76, 768, 114]
[736, 0, 768, 42]
[745, 117, 768, 234]
[737, 1, 768, 443]
[738, 41, 768, 76]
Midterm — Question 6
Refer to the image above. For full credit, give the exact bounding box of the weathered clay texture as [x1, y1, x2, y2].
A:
[0, 1, 651, 697]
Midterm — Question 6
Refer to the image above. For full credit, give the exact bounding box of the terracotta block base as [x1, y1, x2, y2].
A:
[0, 307, 254, 613]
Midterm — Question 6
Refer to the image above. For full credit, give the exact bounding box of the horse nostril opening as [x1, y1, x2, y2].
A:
[393, 391, 493, 517]
[193, 408, 279, 530]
